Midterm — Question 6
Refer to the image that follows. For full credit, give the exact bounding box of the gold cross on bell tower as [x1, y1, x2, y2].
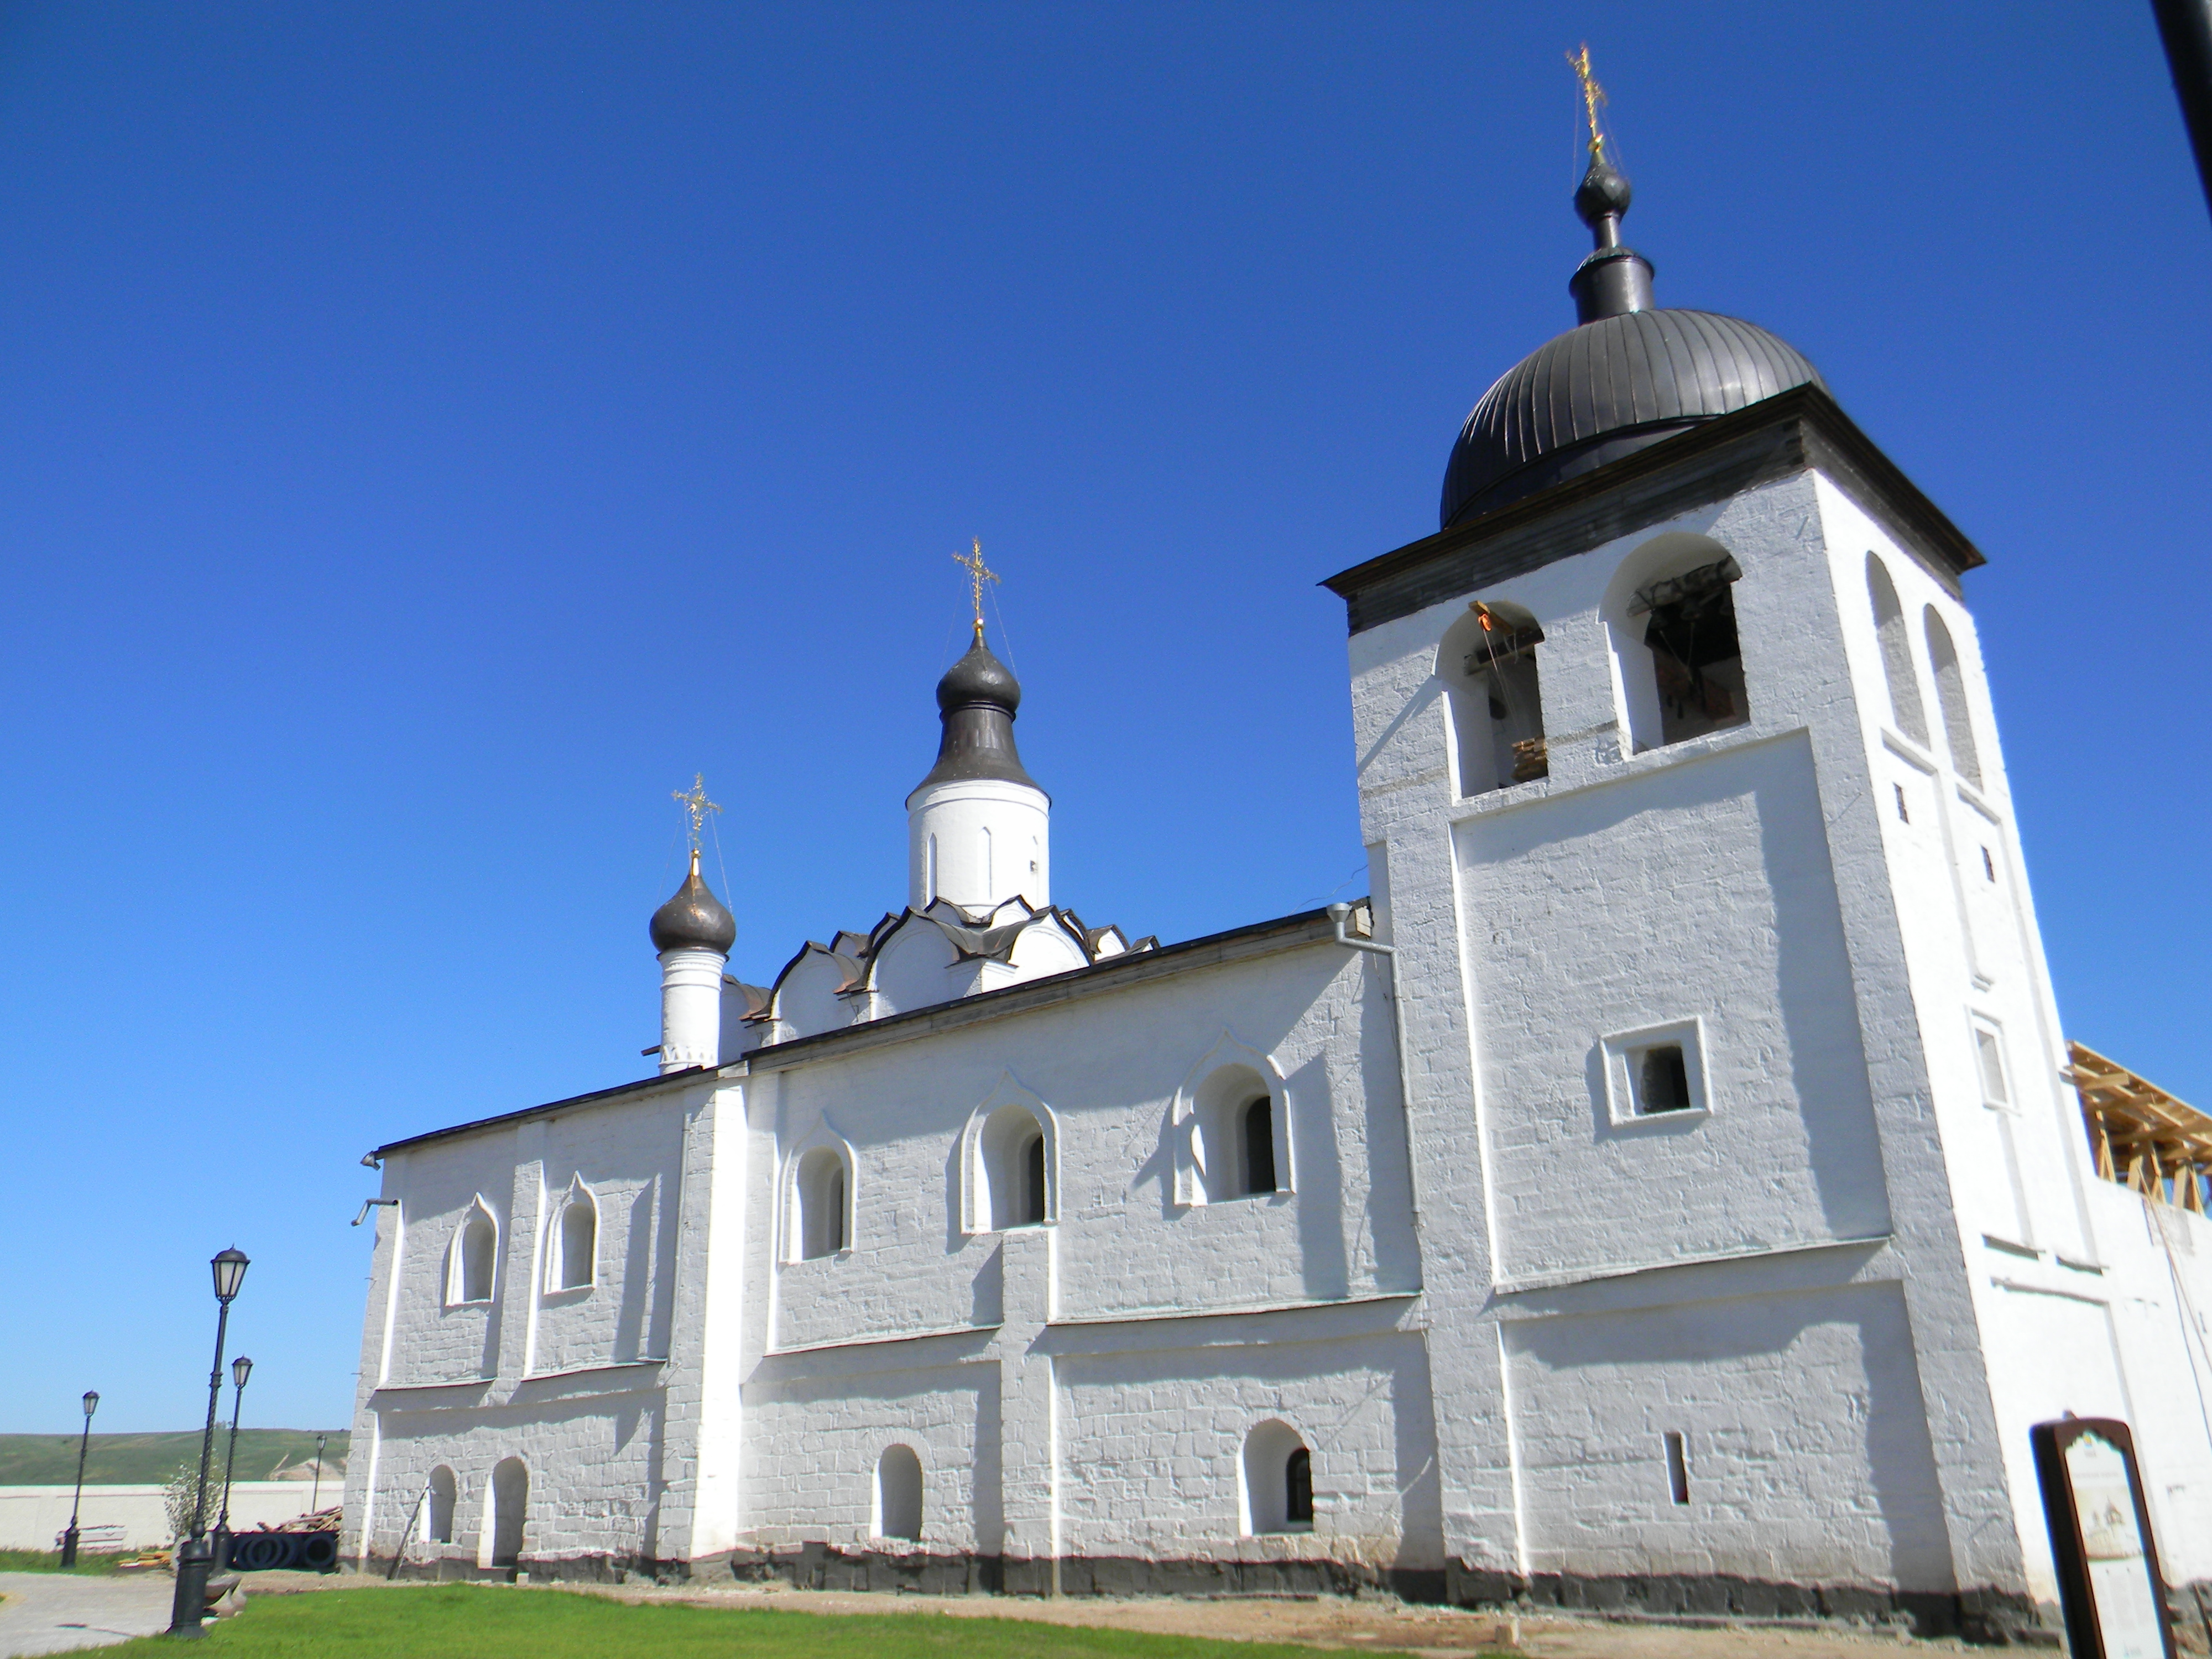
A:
[1568, 43, 1608, 161]
[953, 537, 1000, 643]
[672, 773, 721, 853]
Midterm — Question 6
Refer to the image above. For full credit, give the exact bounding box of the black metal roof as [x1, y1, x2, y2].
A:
[1438, 153, 1825, 530]
[1441, 309, 1827, 529]
[649, 851, 737, 954]
[907, 633, 1043, 802]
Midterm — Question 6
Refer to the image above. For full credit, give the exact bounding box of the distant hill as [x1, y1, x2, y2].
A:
[0, 1431, 348, 1486]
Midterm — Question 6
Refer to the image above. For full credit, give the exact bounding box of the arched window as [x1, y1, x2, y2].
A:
[1286, 1447, 1314, 1525]
[487, 1457, 527, 1568]
[1636, 554, 1748, 746]
[794, 1146, 848, 1260]
[1864, 555, 1928, 744]
[548, 1185, 596, 1292]
[1241, 1098, 1278, 1196]
[1187, 1062, 1288, 1204]
[449, 1204, 497, 1306]
[1438, 600, 1547, 796]
[1241, 1420, 1313, 1535]
[1022, 1133, 1045, 1223]
[1607, 534, 1750, 751]
[875, 1444, 924, 1542]
[1923, 608, 1983, 787]
[426, 1465, 457, 1545]
[976, 1103, 1051, 1230]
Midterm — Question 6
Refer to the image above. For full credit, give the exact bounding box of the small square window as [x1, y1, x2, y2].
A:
[1638, 1046, 1693, 1113]
[1601, 1020, 1711, 1124]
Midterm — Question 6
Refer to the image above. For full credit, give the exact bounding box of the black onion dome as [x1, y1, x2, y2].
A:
[1439, 156, 1826, 529]
[650, 850, 737, 953]
[909, 632, 1044, 802]
[935, 636, 1022, 716]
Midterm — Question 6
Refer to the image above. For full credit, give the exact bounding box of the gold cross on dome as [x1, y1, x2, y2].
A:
[953, 538, 1000, 641]
[1568, 43, 1608, 160]
[672, 773, 721, 851]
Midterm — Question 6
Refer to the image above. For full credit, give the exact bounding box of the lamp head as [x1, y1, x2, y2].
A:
[231, 1355, 252, 1389]
[211, 1247, 249, 1303]
[81, 1390, 98, 1417]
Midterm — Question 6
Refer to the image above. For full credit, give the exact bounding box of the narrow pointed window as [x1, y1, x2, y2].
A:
[1865, 555, 1928, 743]
[975, 1103, 1053, 1231]
[1022, 1130, 1047, 1226]
[1285, 1447, 1314, 1524]
[794, 1147, 849, 1260]
[1243, 1098, 1277, 1194]
[1924, 608, 1983, 787]
[555, 1192, 596, 1290]
[452, 1207, 497, 1305]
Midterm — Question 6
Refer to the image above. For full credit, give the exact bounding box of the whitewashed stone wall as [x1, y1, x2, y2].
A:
[343, 1077, 708, 1569]
[1345, 470, 2036, 1608]
[728, 935, 1421, 1571]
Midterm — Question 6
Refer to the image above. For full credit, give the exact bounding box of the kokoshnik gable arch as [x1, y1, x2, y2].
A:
[342, 116, 2210, 1632]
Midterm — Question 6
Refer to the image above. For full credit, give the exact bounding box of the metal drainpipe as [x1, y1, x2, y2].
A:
[1327, 902, 1426, 1256]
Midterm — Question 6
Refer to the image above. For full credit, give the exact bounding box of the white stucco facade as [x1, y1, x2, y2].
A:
[342, 385, 2209, 1633]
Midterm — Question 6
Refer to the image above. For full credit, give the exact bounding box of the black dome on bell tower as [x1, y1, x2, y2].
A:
[1439, 154, 1827, 529]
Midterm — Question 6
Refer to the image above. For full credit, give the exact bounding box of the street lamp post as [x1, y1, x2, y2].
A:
[168, 1246, 248, 1639]
[211, 1357, 251, 1573]
[309, 1433, 327, 1515]
[59, 1390, 98, 1568]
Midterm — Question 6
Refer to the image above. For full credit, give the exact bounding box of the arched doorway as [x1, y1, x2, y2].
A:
[488, 1457, 528, 1567]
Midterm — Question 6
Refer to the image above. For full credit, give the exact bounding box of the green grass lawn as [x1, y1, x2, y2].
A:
[0, 1547, 128, 1574]
[0, 1429, 346, 1485]
[98, 1584, 1428, 1657]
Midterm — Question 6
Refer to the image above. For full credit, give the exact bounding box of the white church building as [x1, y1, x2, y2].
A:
[341, 147, 2212, 1636]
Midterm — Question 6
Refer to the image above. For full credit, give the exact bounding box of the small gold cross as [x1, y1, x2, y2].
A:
[1568, 44, 1607, 161]
[953, 537, 1000, 641]
[672, 773, 721, 851]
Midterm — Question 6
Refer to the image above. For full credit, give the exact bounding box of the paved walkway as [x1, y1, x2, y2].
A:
[0, 1573, 173, 1657]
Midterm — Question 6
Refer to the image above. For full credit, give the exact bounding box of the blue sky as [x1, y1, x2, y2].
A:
[0, 2, 2203, 1434]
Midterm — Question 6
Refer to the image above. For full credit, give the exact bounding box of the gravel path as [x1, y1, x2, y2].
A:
[0, 1573, 174, 1657]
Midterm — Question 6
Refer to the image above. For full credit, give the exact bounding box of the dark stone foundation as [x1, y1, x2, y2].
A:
[1443, 1562, 2049, 1645]
[356, 1547, 2057, 1644]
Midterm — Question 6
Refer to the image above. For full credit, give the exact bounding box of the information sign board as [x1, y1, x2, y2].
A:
[2031, 1417, 2174, 1659]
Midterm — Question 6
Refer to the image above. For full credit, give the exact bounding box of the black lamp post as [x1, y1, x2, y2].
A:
[59, 1390, 98, 1568]
[309, 1432, 327, 1515]
[210, 1355, 251, 1573]
[168, 1246, 247, 1639]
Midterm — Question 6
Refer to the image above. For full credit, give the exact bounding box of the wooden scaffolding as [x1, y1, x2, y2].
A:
[2069, 1041, 2212, 1213]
